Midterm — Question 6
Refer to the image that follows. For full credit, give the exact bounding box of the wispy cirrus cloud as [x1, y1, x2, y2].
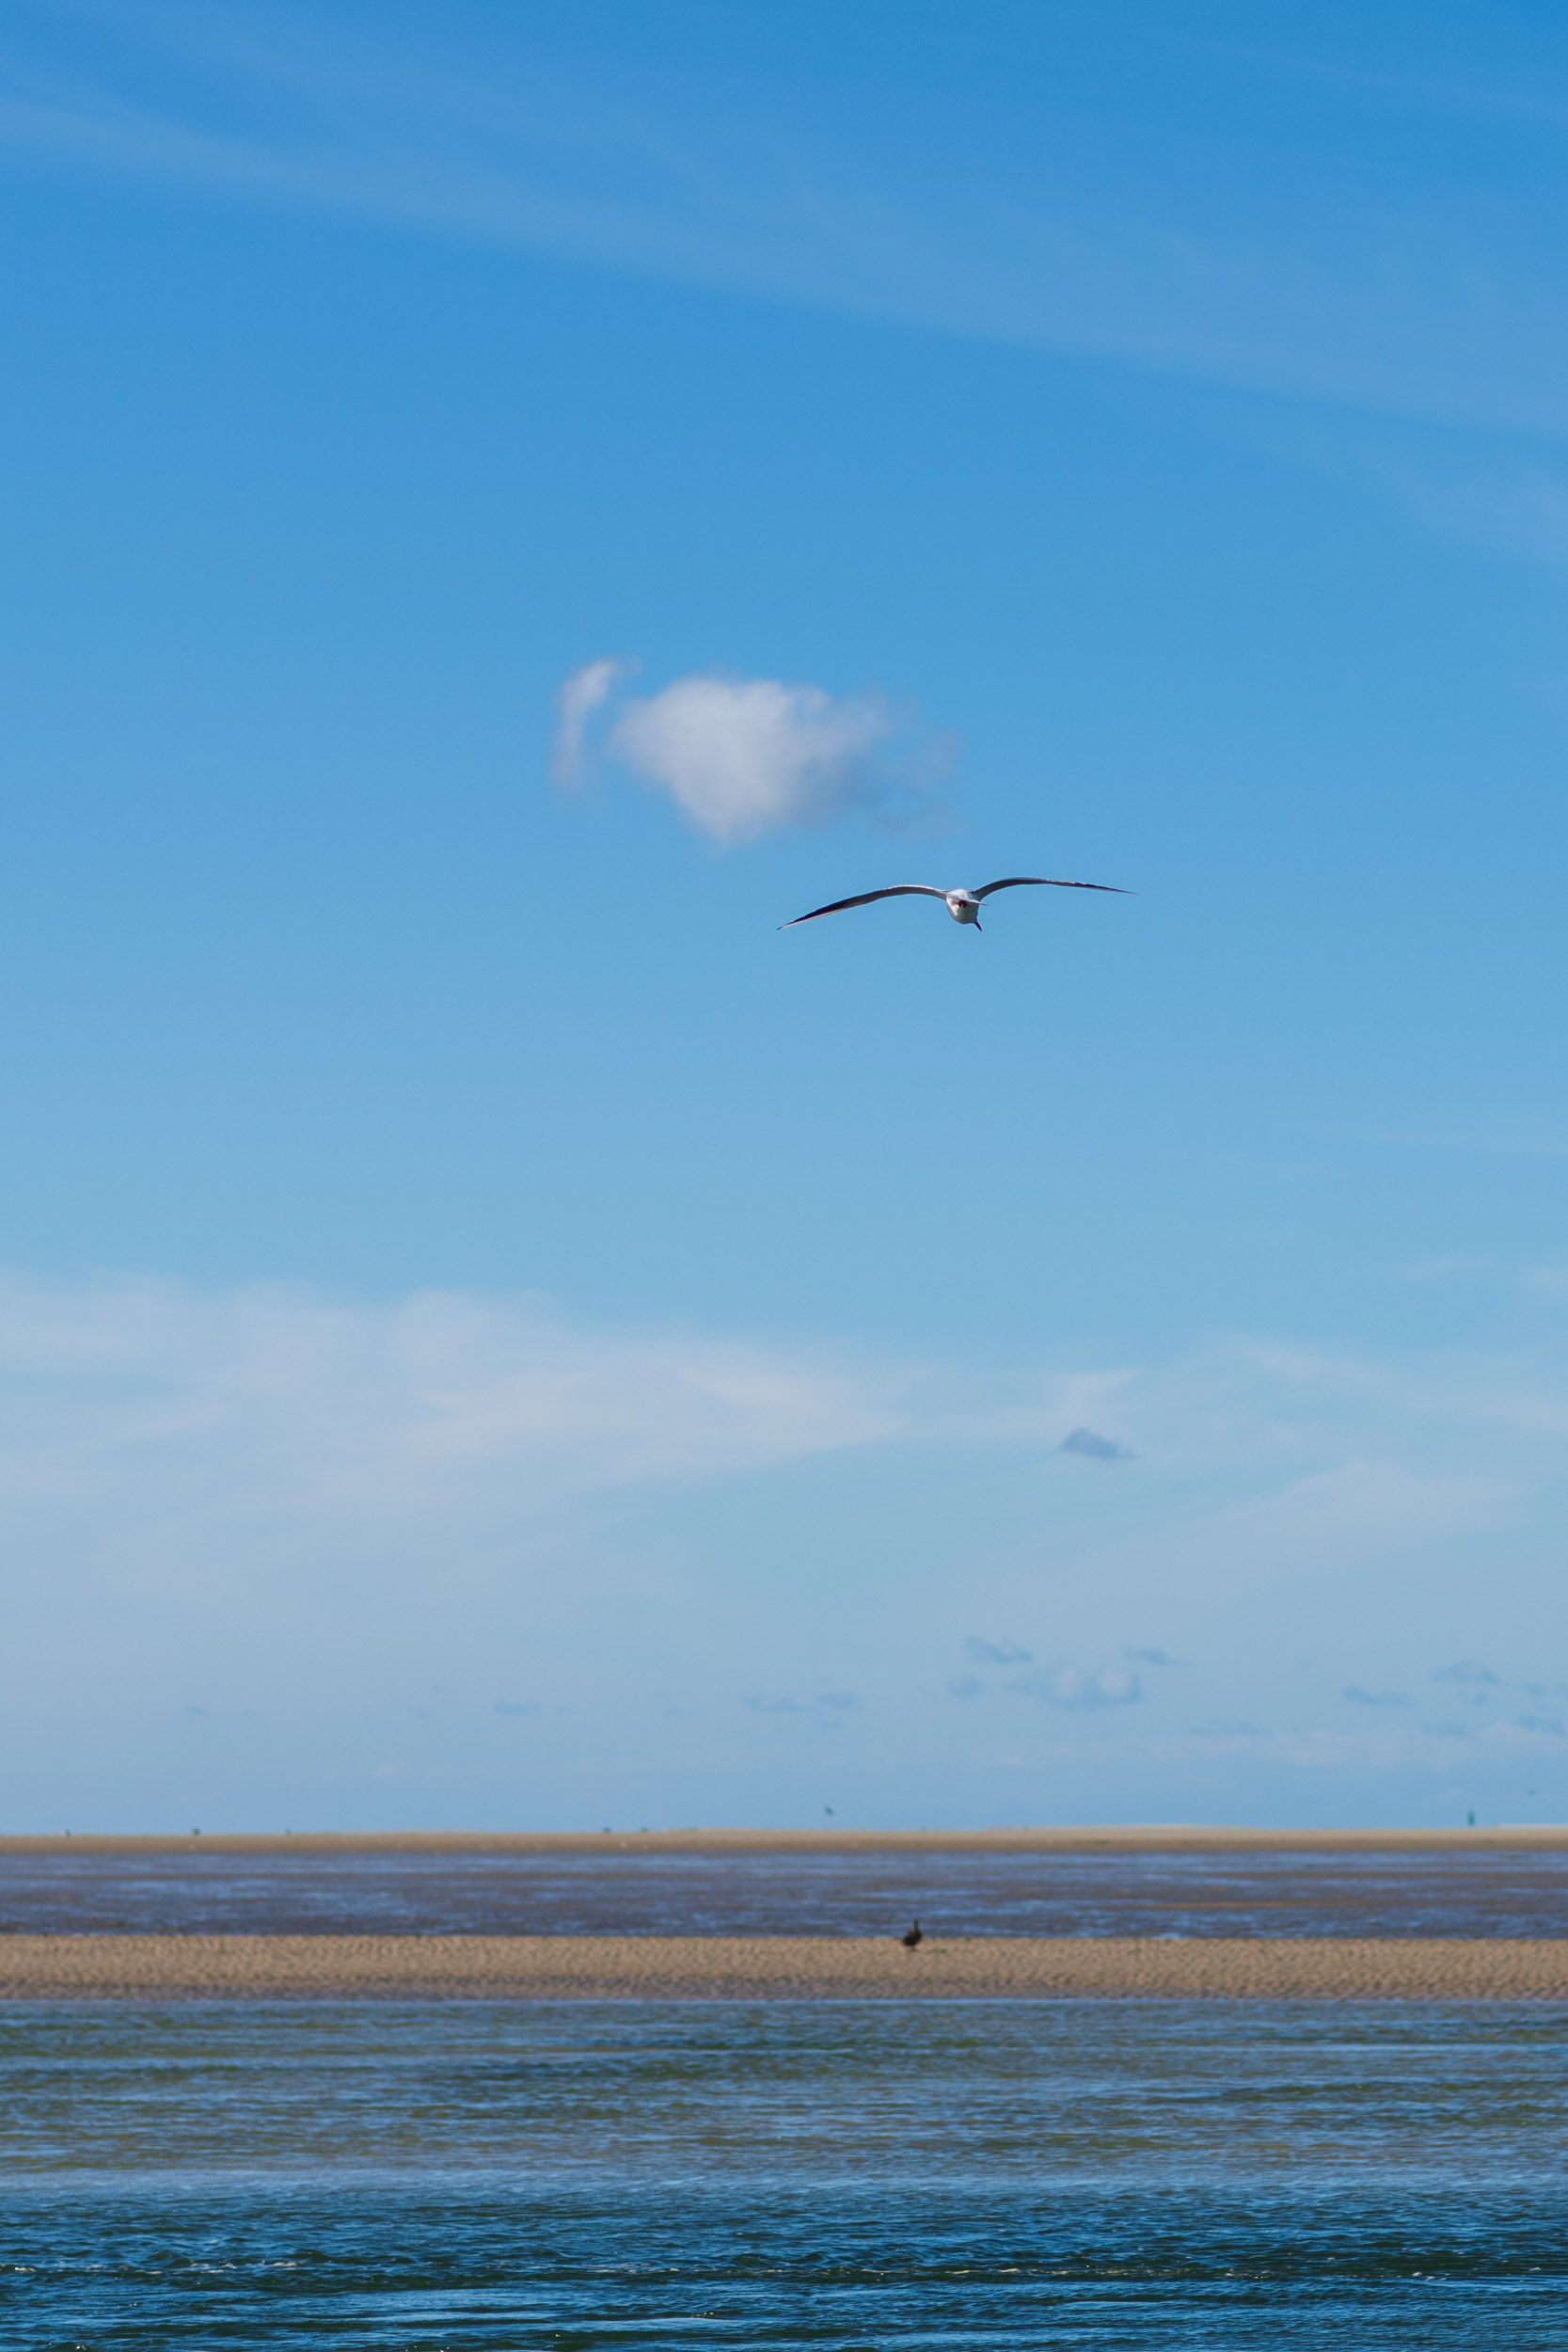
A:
[2, 1267, 1568, 1811]
[550, 657, 635, 784]
[0, 1268, 912, 1518]
[7, 4, 1568, 437]
[1376, 448, 1568, 570]
[0, 1273, 1563, 1586]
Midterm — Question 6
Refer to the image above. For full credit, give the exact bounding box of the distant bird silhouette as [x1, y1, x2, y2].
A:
[784, 877, 1128, 932]
[901, 1919, 924, 1948]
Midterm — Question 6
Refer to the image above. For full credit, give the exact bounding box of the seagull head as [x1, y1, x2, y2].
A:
[944, 891, 981, 925]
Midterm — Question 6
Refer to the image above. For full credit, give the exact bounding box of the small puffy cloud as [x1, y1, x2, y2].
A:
[747, 1693, 850, 1731]
[494, 1699, 541, 1717]
[1011, 1664, 1143, 1711]
[612, 674, 905, 843]
[747, 1692, 857, 1727]
[1433, 1660, 1499, 1687]
[553, 659, 946, 843]
[550, 657, 635, 781]
[964, 1637, 1033, 1665]
[1125, 1646, 1179, 1667]
[947, 1674, 984, 1700]
[1060, 1426, 1133, 1461]
[1343, 1685, 1413, 1707]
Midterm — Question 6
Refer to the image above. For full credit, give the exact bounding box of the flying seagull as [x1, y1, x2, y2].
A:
[783, 876, 1127, 931]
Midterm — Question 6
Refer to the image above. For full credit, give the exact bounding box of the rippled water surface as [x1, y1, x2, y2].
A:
[5, 1999, 1568, 2345]
[7, 1846, 1568, 1935]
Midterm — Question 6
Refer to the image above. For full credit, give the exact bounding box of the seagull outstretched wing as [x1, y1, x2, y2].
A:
[971, 876, 1130, 899]
[781, 885, 946, 928]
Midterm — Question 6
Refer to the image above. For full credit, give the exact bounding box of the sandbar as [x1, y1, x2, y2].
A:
[4, 1934, 1568, 2000]
[6, 1825, 1568, 1856]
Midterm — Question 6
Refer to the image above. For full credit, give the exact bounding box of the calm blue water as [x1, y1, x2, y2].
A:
[6, 1998, 1567, 2345]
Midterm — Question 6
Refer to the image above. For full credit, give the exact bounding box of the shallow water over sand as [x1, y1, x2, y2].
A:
[5, 1998, 1568, 2345]
[7, 1845, 1568, 1936]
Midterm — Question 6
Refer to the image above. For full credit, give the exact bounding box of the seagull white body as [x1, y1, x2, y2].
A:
[783, 876, 1127, 931]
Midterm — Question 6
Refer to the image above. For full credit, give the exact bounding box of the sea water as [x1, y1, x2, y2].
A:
[4, 1997, 1566, 2345]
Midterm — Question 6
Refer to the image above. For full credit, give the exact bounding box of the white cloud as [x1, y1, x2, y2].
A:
[1010, 1664, 1142, 1711]
[550, 659, 947, 842]
[608, 670, 927, 844]
[550, 657, 634, 782]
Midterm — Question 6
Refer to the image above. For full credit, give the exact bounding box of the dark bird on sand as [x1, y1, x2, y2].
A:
[901, 1920, 924, 1948]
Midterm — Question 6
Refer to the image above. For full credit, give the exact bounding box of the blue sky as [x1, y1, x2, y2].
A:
[4, 0, 1568, 1829]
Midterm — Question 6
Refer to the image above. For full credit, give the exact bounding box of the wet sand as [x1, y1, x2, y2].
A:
[4, 1934, 1568, 1999]
[8, 1845, 1568, 1938]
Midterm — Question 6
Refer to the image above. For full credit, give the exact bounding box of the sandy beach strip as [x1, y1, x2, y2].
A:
[7, 1824, 1568, 1855]
[4, 1935, 1568, 2000]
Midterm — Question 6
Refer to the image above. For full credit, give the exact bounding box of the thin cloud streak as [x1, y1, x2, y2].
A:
[0, 1270, 914, 1515]
[551, 658, 633, 784]
[8, 5, 1568, 433]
